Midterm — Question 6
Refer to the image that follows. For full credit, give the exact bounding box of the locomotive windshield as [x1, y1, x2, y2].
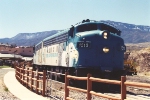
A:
[76, 22, 121, 36]
[100, 23, 121, 35]
[76, 23, 97, 32]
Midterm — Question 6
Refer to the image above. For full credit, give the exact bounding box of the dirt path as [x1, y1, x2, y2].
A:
[0, 68, 20, 100]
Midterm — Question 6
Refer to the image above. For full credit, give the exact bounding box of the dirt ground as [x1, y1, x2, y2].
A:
[0, 68, 20, 100]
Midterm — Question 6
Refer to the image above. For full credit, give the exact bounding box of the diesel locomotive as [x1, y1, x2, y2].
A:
[33, 19, 126, 81]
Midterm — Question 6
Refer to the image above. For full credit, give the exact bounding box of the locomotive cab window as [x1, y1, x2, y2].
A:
[76, 23, 97, 33]
[100, 24, 121, 36]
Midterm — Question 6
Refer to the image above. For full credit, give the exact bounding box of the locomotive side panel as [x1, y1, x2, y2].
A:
[42, 44, 59, 66]
[40, 30, 69, 67]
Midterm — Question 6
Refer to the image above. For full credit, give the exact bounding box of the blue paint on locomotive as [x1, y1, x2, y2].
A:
[68, 21, 126, 72]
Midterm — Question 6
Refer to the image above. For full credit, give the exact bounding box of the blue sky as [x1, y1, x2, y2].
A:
[0, 0, 150, 38]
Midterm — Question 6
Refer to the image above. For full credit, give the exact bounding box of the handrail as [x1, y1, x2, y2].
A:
[67, 75, 87, 80]
[125, 81, 150, 88]
[90, 77, 121, 85]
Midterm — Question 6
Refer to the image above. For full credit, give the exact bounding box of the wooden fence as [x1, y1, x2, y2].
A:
[65, 72, 150, 100]
[15, 66, 150, 100]
[15, 66, 46, 96]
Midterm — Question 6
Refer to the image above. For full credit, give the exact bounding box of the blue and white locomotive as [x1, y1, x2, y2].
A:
[33, 19, 126, 80]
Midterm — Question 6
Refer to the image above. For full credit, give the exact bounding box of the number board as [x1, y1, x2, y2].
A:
[77, 41, 91, 48]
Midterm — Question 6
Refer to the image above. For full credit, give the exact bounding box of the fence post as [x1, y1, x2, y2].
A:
[27, 68, 29, 87]
[31, 69, 34, 91]
[17, 67, 19, 82]
[87, 73, 92, 100]
[42, 70, 46, 96]
[36, 70, 39, 94]
[17, 66, 19, 80]
[19, 67, 21, 82]
[21, 68, 23, 84]
[121, 76, 126, 100]
[23, 68, 25, 84]
[65, 72, 69, 100]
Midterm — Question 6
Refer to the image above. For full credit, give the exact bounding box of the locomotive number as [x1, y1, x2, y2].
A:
[77, 42, 91, 48]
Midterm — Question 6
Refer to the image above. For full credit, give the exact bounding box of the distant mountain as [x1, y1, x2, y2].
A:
[0, 20, 150, 46]
[0, 30, 58, 46]
[101, 20, 150, 43]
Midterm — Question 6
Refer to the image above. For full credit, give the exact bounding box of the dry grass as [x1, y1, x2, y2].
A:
[126, 44, 150, 74]
[141, 72, 150, 76]
[0, 66, 11, 68]
[4, 86, 9, 92]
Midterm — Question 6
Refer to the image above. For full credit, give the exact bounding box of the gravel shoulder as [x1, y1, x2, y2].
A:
[0, 68, 20, 100]
[126, 75, 150, 95]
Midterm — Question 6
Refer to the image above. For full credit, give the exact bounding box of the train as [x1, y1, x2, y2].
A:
[33, 19, 126, 83]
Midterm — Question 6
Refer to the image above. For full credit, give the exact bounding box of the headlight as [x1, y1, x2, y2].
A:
[103, 47, 109, 53]
[102, 31, 110, 39]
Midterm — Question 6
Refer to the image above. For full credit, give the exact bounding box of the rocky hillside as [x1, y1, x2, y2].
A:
[127, 47, 150, 74]
[126, 42, 150, 51]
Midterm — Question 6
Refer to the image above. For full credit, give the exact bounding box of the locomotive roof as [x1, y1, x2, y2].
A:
[73, 21, 121, 34]
[99, 21, 121, 33]
[72, 21, 121, 35]
[43, 29, 69, 41]
[35, 20, 121, 47]
[35, 41, 42, 47]
[35, 29, 69, 47]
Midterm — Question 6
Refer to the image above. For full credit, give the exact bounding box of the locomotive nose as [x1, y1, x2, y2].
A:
[76, 30, 125, 71]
